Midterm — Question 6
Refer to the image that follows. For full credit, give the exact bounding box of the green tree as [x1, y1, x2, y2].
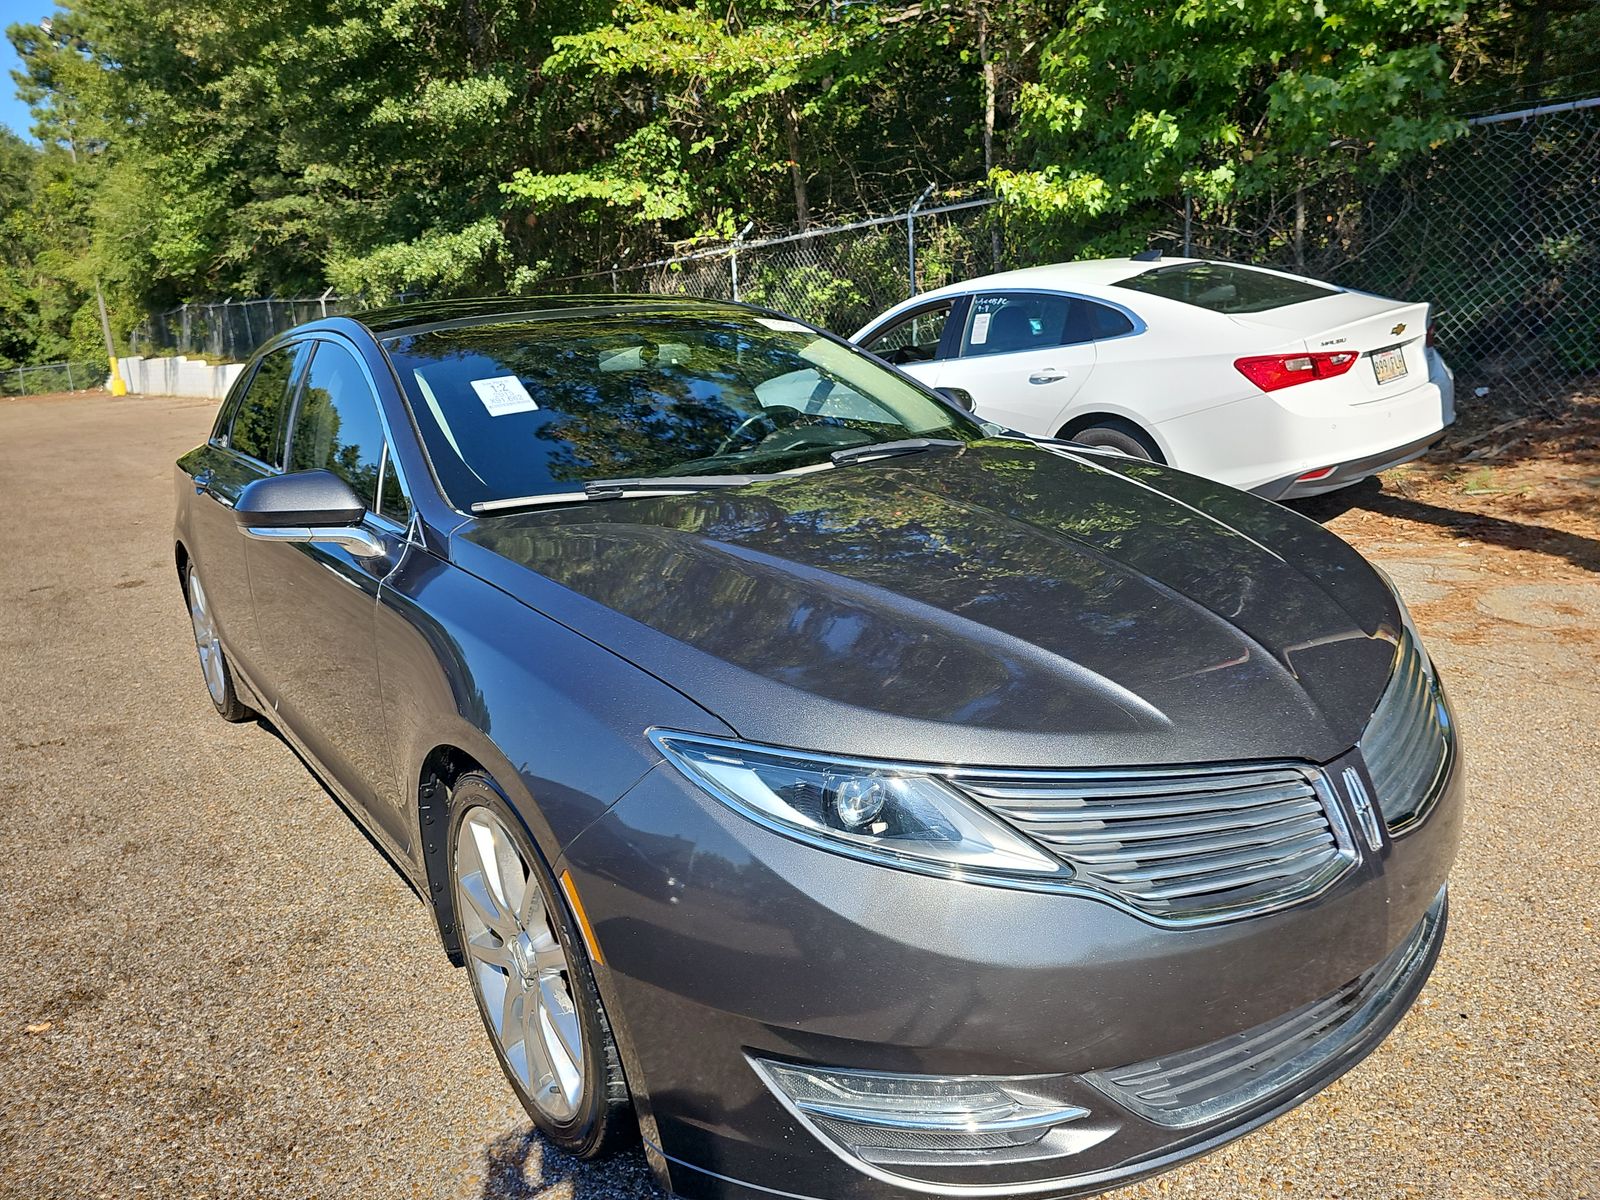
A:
[997, 0, 1470, 259]
[0, 129, 40, 368]
[0, 0, 1590, 360]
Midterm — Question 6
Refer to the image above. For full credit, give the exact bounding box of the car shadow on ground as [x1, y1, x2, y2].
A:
[477, 1128, 666, 1199]
[1288, 477, 1600, 574]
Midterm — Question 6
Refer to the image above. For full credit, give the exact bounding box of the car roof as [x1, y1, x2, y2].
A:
[351, 293, 759, 339]
[916, 256, 1206, 300]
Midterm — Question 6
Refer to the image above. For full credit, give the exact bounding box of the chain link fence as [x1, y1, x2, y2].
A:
[1, 359, 107, 397]
[1168, 100, 1600, 408]
[540, 196, 1003, 335]
[130, 293, 361, 362]
[131, 99, 1596, 408]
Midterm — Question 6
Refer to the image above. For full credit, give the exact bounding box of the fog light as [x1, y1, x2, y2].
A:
[750, 1057, 1108, 1176]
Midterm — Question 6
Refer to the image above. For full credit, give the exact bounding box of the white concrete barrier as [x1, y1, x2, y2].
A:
[117, 355, 245, 400]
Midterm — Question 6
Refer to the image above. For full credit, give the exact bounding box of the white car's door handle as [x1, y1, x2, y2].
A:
[1029, 369, 1067, 384]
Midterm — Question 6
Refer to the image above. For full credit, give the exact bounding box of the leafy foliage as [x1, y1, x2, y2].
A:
[0, 0, 1590, 365]
[995, 0, 1471, 259]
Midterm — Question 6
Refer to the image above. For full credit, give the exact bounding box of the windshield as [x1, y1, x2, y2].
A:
[384, 311, 981, 509]
[1114, 263, 1340, 314]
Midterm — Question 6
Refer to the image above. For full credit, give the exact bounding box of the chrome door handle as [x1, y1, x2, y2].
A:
[1029, 369, 1067, 384]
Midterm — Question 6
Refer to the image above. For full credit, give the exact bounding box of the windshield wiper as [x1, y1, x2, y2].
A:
[829, 437, 964, 466]
[472, 472, 808, 514]
[582, 475, 768, 499]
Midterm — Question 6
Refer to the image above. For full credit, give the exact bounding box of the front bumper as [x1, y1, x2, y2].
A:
[560, 742, 1463, 1200]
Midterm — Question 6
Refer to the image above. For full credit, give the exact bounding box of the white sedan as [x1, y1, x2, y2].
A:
[851, 256, 1455, 499]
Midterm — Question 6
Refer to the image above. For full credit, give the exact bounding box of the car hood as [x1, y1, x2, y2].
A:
[454, 441, 1402, 768]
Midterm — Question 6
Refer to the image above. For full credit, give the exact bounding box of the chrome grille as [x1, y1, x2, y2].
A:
[1361, 630, 1453, 833]
[1085, 889, 1445, 1127]
[960, 764, 1354, 924]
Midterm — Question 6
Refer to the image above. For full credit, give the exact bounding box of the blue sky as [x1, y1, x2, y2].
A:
[0, 0, 45, 142]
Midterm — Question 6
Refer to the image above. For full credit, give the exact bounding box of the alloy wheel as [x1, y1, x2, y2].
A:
[454, 806, 586, 1122]
[187, 569, 227, 705]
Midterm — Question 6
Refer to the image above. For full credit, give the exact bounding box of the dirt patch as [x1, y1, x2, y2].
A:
[1297, 389, 1600, 581]
[0, 388, 111, 406]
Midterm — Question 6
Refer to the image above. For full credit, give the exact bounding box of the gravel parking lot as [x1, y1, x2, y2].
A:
[2, 391, 1596, 1200]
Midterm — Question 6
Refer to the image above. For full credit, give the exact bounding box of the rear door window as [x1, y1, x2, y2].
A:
[1114, 263, 1339, 313]
[226, 344, 305, 465]
[861, 301, 954, 365]
[287, 341, 390, 509]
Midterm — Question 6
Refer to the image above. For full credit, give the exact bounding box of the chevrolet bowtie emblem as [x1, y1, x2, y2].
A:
[1390, 323, 1407, 336]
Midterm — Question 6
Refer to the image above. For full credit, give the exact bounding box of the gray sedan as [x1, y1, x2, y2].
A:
[173, 296, 1462, 1200]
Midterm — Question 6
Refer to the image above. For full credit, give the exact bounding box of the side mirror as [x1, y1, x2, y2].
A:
[234, 470, 386, 557]
[937, 387, 975, 412]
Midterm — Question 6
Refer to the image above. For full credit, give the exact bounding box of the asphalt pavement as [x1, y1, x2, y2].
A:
[1, 392, 1595, 1200]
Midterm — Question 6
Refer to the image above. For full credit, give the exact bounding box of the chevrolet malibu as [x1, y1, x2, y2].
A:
[174, 296, 1462, 1200]
[853, 257, 1456, 500]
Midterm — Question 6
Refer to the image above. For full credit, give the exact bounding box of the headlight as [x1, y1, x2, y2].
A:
[650, 732, 1067, 883]
[1363, 572, 1455, 833]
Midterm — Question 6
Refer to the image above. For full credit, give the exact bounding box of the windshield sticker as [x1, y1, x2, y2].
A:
[471, 375, 540, 417]
[756, 318, 811, 333]
[970, 312, 992, 344]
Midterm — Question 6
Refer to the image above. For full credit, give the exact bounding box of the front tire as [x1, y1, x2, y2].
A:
[447, 773, 634, 1157]
[184, 562, 254, 722]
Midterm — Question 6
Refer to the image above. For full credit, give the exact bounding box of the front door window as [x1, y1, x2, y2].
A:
[862, 302, 954, 366]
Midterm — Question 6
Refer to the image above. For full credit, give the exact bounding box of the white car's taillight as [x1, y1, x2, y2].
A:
[1234, 351, 1359, 392]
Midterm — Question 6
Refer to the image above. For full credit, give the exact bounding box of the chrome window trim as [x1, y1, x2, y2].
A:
[374, 446, 412, 528]
[366, 508, 419, 553]
[649, 729, 1361, 930]
[212, 445, 280, 477]
[367, 508, 407, 536]
[952, 288, 1149, 362]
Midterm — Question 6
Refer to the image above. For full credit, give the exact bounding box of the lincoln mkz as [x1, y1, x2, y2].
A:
[174, 297, 1462, 1199]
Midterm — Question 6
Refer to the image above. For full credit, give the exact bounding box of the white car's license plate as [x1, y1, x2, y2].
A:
[1371, 345, 1408, 385]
